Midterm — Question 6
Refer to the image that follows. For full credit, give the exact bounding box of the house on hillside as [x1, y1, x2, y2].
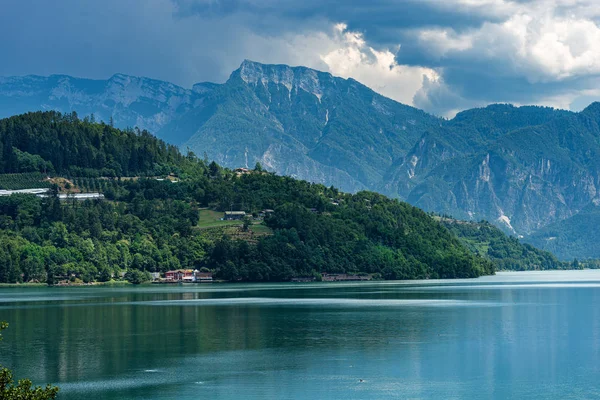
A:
[224, 211, 246, 220]
[258, 209, 274, 219]
[164, 269, 212, 283]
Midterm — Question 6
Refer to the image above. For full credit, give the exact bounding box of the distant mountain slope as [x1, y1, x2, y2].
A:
[0, 73, 201, 140]
[0, 61, 598, 259]
[176, 60, 443, 192]
[380, 104, 572, 199]
[409, 104, 600, 236]
[524, 202, 600, 260]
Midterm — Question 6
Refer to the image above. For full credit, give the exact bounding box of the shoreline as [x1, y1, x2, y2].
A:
[2, 269, 599, 288]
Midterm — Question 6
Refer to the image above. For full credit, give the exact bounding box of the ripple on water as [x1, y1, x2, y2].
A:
[139, 297, 502, 308]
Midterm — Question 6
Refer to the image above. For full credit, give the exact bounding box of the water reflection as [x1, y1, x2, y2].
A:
[1, 271, 600, 399]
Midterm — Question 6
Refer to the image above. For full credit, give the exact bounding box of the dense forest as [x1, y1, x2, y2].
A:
[0, 173, 493, 284]
[0, 111, 500, 284]
[0, 110, 183, 176]
[439, 218, 570, 271]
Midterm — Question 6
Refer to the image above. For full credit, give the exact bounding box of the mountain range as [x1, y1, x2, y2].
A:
[1, 60, 599, 260]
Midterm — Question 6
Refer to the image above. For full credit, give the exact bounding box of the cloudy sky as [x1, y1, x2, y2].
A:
[3, 0, 600, 116]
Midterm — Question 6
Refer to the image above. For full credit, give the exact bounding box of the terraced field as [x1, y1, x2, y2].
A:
[0, 172, 51, 190]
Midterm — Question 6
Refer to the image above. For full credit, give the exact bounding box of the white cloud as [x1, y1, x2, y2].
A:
[413, 75, 486, 118]
[417, 29, 474, 58]
[317, 24, 439, 106]
[238, 0, 600, 114]
[400, 0, 600, 112]
[415, 1, 600, 83]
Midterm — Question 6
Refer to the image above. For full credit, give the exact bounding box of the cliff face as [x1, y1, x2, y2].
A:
[177, 60, 443, 192]
[1, 62, 599, 259]
[407, 107, 600, 238]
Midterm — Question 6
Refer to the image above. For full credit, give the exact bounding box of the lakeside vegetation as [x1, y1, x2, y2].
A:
[0, 111, 498, 284]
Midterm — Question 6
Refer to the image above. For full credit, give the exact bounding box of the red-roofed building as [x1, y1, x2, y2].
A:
[165, 269, 195, 282]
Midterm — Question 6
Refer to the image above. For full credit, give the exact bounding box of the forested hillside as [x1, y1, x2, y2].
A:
[0, 112, 496, 284]
[439, 218, 569, 270]
[0, 111, 183, 176]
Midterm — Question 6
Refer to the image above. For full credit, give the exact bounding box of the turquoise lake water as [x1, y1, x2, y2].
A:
[2, 270, 600, 399]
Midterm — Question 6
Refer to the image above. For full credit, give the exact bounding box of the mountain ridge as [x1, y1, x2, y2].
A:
[1, 61, 598, 259]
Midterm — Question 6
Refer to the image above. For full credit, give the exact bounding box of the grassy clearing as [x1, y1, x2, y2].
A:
[196, 210, 273, 241]
[249, 223, 272, 234]
[463, 238, 490, 255]
[197, 209, 243, 229]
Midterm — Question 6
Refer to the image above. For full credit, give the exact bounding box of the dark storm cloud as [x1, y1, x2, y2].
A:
[0, 0, 258, 86]
[1, 0, 599, 115]
[173, 0, 500, 45]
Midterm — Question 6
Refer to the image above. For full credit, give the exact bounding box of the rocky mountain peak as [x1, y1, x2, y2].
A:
[232, 60, 336, 100]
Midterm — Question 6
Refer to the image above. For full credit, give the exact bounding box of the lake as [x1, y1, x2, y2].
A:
[2, 270, 600, 399]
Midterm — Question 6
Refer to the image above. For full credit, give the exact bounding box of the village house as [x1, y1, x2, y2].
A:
[165, 269, 195, 282]
[164, 269, 213, 283]
[258, 209, 274, 219]
[224, 211, 246, 220]
[195, 272, 213, 282]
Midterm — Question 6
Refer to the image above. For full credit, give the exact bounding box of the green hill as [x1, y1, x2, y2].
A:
[0, 112, 496, 284]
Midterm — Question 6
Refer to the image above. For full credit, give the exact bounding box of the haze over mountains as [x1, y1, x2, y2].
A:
[2, 60, 599, 259]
